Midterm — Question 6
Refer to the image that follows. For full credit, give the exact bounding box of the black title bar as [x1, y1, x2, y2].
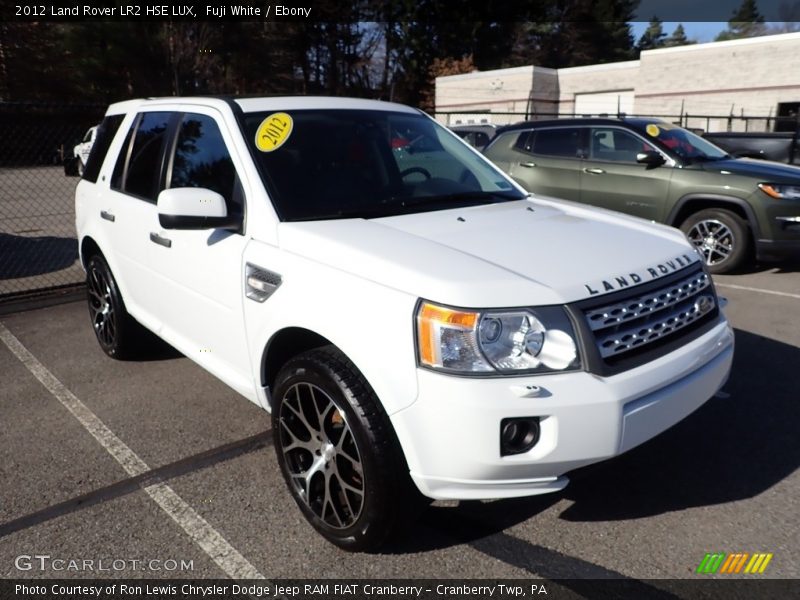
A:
[4, 0, 798, 22]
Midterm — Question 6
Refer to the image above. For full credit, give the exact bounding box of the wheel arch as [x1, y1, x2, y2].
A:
[80, 235, 103, 269]
[261, 327, 334, 407]
[259, 327, 415, 470]
[79, 235, 137, 317]
[667, 194, 761, 239]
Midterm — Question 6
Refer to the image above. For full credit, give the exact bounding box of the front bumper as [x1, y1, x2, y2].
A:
[390, 316, 734, 500]
[755, 238, 800, 262]
[755, 205, 800, 261]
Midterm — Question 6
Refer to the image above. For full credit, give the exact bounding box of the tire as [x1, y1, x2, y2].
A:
[272, 346, 417, 551]
[680, 208, 750, 274]
[85, 254, 145, 359]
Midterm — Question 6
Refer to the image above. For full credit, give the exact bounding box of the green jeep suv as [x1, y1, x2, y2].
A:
[484, 118, 800, 273]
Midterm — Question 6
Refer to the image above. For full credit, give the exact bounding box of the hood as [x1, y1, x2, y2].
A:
[278, 199, 702, 307]
[700, 157, 800, 181]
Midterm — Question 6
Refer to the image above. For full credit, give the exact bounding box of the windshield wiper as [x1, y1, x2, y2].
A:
[290, 191, 522, 221]
[395, 190, 522, 209]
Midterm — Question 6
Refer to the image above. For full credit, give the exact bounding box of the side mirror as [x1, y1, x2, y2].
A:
[636, 151, 666, 167]
[157, 188, 240, 230]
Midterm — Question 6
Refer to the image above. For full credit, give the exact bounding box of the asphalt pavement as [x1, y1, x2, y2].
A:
[0, 264, 798, 586]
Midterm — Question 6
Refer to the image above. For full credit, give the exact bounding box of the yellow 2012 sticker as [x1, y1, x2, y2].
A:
[646, 124, 660, 137]
[255, 112, 293, 152]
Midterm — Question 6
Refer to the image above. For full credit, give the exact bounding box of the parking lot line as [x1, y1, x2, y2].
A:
[0, 432, 271, 539]
[0, 322, 265, 580]
[715, 283, 800, 300]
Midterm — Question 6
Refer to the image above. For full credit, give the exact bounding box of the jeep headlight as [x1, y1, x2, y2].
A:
[758, 183, 800, 200]
[416, 301, 580, 375]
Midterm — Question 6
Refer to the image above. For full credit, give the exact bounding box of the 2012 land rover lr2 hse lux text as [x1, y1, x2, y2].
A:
[76, 97, 734, 551]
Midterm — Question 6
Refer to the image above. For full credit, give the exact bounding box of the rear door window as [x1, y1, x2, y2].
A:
[112, 111, 172, 202]
[82, 116, 124, 183]
[530, 128, 582, 158]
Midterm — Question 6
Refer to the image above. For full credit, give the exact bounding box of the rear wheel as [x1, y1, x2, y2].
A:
[680, 208, 750, 274]
[272, 346, 418, 551]
[86, 254, 145, 359]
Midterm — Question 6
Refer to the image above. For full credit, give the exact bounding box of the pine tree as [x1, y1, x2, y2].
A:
[716, 0, 766, 40]
[637, 17, 666, 51]
[664, 24, 695, 47]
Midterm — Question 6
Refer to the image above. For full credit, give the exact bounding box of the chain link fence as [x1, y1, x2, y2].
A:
[0, 102, 105, 304]
[1, 103, 798, 307]
[433, 110, 800, 134]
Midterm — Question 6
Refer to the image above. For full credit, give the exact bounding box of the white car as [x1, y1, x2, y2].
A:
[75, 97, 734, 551]
[73, 125, 97, 176]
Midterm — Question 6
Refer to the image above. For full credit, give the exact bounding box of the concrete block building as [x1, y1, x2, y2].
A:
[435, 31, 800, 132]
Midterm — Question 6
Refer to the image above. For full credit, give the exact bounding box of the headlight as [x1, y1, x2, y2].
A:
[758, 183, 800, 200]
[416, 301, 580, 375]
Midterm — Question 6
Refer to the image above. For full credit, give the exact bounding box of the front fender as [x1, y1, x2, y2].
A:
[243, 240, 420, 416]
[667, 193, 762, 239]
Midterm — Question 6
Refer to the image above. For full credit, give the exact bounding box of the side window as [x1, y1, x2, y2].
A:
[111, 125, 134, 191]
[83, 115, 123, 183]
[530, 128, 581, 158]
[513, 130, 533, 152]
[127, 112, 171, 201]
[169, 113, 241, 217]
[590, 128, 656, 163]
[111, 112, 172, 202]
[473, 132, 490, 148]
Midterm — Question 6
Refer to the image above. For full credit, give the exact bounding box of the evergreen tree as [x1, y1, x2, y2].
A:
[512, 0, 636, 69]
[664, 24, 695, 47]
[716, 0, 766, 40]
[0, 23, 73, 101]
[0, 0, 646, 105]
[637, 17, 666, 51]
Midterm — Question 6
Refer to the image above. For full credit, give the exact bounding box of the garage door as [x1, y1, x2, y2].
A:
[574, 91, 634, 116]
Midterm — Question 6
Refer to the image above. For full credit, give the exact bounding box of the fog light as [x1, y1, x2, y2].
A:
[500, 417, 540, 456]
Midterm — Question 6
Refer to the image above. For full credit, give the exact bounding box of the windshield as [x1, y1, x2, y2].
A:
[633, 121, 729, 163]
[244, 109, 523, 220]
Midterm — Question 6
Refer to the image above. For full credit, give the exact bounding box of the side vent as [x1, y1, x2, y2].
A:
[246, 263, 282, 302]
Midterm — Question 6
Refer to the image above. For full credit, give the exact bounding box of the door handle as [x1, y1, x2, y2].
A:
[100, 210, 115, 222]
[518, 162, 536, 168]
[149, 232, 172, 248]
[583, 168, 605, 175]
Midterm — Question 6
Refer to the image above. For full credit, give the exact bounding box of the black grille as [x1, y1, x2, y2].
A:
[580, 266, 718, 364]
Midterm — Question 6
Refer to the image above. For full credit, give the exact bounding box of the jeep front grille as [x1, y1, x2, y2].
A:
[583, 268, 716, 360]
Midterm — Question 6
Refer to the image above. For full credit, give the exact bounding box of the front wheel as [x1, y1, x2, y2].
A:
[680, 208, 750, 274]
[272, 346, 417, 551]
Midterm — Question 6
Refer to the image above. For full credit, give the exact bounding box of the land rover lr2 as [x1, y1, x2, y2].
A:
[75, 97, 733, 550]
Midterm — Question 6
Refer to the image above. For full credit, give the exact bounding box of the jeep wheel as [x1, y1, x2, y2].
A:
[680, 209, 750, 274]
[86, 254, 144, 359]
[272, 346, 415, 551]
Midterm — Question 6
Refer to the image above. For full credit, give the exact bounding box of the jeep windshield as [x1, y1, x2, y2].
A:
[243, 109, 524, 221]
[630, 120, 730, 164]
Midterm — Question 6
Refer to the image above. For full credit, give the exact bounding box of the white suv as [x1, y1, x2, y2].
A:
[75, 97, 734, 550]
[74, 125, 97, 176]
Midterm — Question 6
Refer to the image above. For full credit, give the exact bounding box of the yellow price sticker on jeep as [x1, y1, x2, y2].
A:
[646, 124, 660, 137]
[255, 113, 293, 152]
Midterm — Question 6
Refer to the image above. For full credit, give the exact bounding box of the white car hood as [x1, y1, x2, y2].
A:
[278, 199, 702, 307]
